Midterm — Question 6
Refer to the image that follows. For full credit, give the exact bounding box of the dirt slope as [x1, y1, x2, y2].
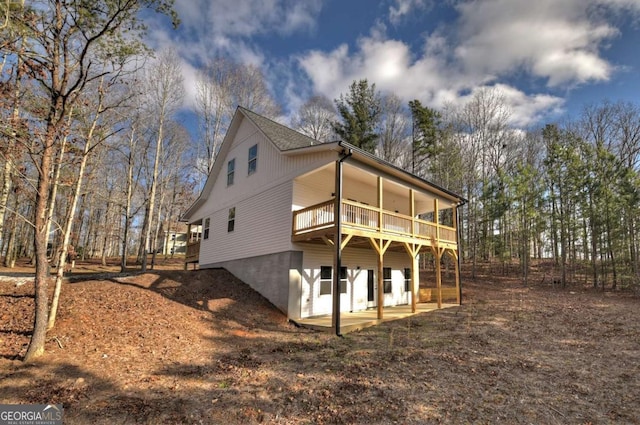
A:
[1, 268, 639, 424]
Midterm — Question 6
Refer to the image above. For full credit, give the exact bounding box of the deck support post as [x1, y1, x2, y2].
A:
[377, 247, 384, 319]
[434, 199, 442, 308]
[452, 250, 460, 304]
[184, 223, 191, 270]
[333, 149, 352, 336]
[377, 176, 384, 320]
[453, 204, 461, 305]
[435, 247, 443, 309]
[411, 247, 419, 313]
[369, 237, 390, 320]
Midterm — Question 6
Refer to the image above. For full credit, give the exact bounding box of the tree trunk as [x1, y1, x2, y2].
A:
[142, 111, 165, 272]
[3, 193, 19, 268]
[24, 126, 57, 362]
[48, 89, 103, 330]
[121, 126, 137, 272]
[43, 113, 72, 261]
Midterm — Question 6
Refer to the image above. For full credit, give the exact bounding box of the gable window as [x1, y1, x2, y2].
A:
[404, 268, 411, 292]
[248, 144, 258, 175]
[319, 266, 347, 295]
[203, 218, 210, 240]
[383, 267, 392, 293]
[227, 207, 235, 232]
[227, 158, 235, 186]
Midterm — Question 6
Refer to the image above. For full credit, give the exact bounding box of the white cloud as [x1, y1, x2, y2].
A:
[388, 0, 431, 25]
[174, 0, 323, 39]
[452, 84, 566, 128]
[297, 0, 640, 127]
[453, 0, 623, 87]
[145, 0, 324, 114]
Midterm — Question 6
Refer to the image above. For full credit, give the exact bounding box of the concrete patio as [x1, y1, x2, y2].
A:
[292, 302, 459, 334]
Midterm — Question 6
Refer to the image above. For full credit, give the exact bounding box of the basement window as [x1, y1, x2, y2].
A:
[319, 266, 348, 295]
[320, 266, 332, 295]
[404, 268, 411, 292]
[383, 267, 392, 293]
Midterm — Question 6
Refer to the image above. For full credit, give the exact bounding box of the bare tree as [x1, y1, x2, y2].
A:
[446, 87, 512, 275]
[195, 57, 235, 177]
[291, 95, 337, 142]
[377, 94, 410, 167]
[139, 49, 184, 272]
[194, 57, 280, 183]
[18, 0, 178, 362]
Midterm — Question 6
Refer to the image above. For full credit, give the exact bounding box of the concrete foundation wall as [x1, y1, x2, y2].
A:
[200, 250, 303, 319]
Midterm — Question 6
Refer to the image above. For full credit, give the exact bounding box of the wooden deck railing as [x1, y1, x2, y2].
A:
[293, 199, 457, 245]
[185, 240, 200, 263]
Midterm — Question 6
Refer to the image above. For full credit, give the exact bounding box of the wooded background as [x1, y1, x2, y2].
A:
[2, 1, 639, 294]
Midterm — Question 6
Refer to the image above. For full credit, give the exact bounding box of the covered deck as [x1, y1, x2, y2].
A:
[292, 198, 458, 251]
[292, 160, 462, 322]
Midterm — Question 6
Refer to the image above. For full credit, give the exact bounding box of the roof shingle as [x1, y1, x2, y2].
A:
[239, 107, 321, 150]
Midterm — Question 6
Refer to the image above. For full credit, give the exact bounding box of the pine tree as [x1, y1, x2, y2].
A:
[332, 79, 381, 153]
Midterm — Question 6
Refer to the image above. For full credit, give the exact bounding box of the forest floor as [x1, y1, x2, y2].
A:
[0, 258, 639, 424]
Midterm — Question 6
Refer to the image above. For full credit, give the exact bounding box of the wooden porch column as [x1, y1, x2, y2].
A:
[410, 189, 415, 237]
[434, 199, 442, 308]
[377, 176, 384, 320]
[369, 237, 390, 320]
[409, 190, 418, 312]
[377, 245, 384, 319]
[412, 253, 419, 312]
[435, 247, 443, 309]
[377, 176, 383, 232]
[453, 251, 460, 304]
[184, 223, 191, 270]
[453, 204, 461, 304]
[402, 243, 421, 313]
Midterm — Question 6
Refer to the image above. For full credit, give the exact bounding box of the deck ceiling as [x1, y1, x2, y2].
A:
[295, 162, 454, 215]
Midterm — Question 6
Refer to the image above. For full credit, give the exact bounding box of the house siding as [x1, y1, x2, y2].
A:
[194, 118, 339, 267]
[298, 243, 411, 318]
[198, 180, 294, 265]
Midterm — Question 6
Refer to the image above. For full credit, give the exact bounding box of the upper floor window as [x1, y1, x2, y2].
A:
[227, 158, 235, 186]
[248, 144, 258, 175]
[203, 218, 210, 240]
[228, 207, 236, 232]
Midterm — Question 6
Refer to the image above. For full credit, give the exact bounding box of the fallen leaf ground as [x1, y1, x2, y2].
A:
[0, 259, 639, 424]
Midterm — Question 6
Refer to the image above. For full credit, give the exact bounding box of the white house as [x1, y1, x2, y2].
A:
[182, 107, 465, 326]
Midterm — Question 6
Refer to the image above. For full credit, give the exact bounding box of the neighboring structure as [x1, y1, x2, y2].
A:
[182, 107, 465, 324]
[158, 224, 189, 256]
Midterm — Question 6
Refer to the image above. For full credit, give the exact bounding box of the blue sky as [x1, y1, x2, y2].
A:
[147, 0, 640, 129]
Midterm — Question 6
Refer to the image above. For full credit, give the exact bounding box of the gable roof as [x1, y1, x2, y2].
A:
[239, 107, 320, 151]
[182, 107, 324, 221]
[182, 107, 466, 222]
